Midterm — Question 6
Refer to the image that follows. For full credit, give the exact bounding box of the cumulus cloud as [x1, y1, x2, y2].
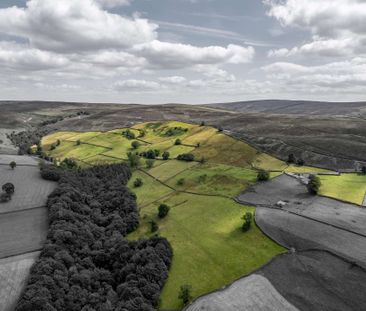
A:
[0, 0, 157, 52]
[265, 0, 366, 57]
[133, 40, 255, 69]
[0, 42, 70, 70]
[263, 57, 366, 90]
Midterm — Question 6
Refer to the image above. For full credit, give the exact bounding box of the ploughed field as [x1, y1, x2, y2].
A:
[41, 121, 364, 309]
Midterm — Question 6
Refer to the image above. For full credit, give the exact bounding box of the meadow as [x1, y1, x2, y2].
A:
[319, 173, 366, 205]
[42, 121, 346, 309]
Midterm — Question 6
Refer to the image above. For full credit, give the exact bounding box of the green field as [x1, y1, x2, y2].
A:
[42, 121, 299, 308]
[129, 193, 284, 309]
[320, 173, 366, 205]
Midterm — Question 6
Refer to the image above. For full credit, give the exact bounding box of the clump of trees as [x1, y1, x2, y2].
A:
[178, 284, 193, 306]
[60, 158, 78, 170]
[287, 153, 296, 164]
[40, 164, 61, 181]
[158, 204, 170, 219]
[361, 166, 366, 175]
[16, 163, 172, 311]
[162, 151, 170, 160]
[140, 149, 160, 160]
[164, 127, 188, 137]
[127, 152, 141, 168]
[177, 153, 195, 162]
[146, 159, 155, 169]
[0, 182, 15, 203]
[307, 174, 321, 195]
[241, 212, 252, 232]
[131, 141, 140, 149]
[122, 129, 136, 140]
[257, 170, 269, 181]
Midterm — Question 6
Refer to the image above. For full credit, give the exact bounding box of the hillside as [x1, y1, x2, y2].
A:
[209, 100, 366, 116]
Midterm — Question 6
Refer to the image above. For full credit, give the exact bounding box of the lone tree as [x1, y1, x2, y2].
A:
[2, 183, 15, 195]
[257, 170, 269, 181]
[307, 174, 321, 195]
[131, 141, 140, 150]
[158, 203, 170, 218]
[162, 151, 170, 160]
[133, 178, 143, 188]
[287, 153, 296, 164]
[361, 166, 366, 175]
[146, 159, 155, 169]
[76, 140, 81, 146]
[9, 161, 16, 170]
[174, 138, 182, 146]
[178, 284, 193, 306]
[242, 212, 252, 232]
[150, 220, 159, 233]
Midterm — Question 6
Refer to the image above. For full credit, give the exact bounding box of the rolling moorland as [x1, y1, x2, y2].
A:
[40, 120, 366, 309]
[1, 101, 366, 310]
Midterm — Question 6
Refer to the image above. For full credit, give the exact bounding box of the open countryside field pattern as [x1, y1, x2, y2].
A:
[41, 120, 360, 309]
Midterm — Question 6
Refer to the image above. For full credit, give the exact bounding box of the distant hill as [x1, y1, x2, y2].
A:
[209, 100, 366, 116]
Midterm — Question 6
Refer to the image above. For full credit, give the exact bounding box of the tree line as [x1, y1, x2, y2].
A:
[16, 163, 172, 311]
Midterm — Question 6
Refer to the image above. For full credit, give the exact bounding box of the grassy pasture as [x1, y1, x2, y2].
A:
[192, 133, 259, 167]
[320, 174, 366, 205]
[129, 193, 285, 309]
[147, 160, 198, 182]
[128, 170, 174, 207]
[166, 163, 258, 197]
[42, 121, 297, 309]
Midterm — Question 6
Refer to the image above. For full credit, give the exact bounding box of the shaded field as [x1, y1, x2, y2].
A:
[0, 154, 39, 166]
[0, 165, 56, 213]
[185, 274, 298, 311]
[320, 173, 366, 205]
[237, 174, 366, 236]
[0, 251, 40, 311]
[0, 207, 48, 259]
[255, 207, 366, 268]
[259, 250, 366, 311]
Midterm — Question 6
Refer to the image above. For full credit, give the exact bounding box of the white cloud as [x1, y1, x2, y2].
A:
[133, 40, 255, 69]
[0, 42, 70, 70]
[0, 0, 157, 52]
[265, 0, 366, 57]
[159, 76, 187, 84]
[114, 79, 161, 91]
[95, 0, 133, 8]
[263, 57, 366, 91]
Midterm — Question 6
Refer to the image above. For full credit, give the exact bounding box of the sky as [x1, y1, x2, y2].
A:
[0, 0, 365, 104]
